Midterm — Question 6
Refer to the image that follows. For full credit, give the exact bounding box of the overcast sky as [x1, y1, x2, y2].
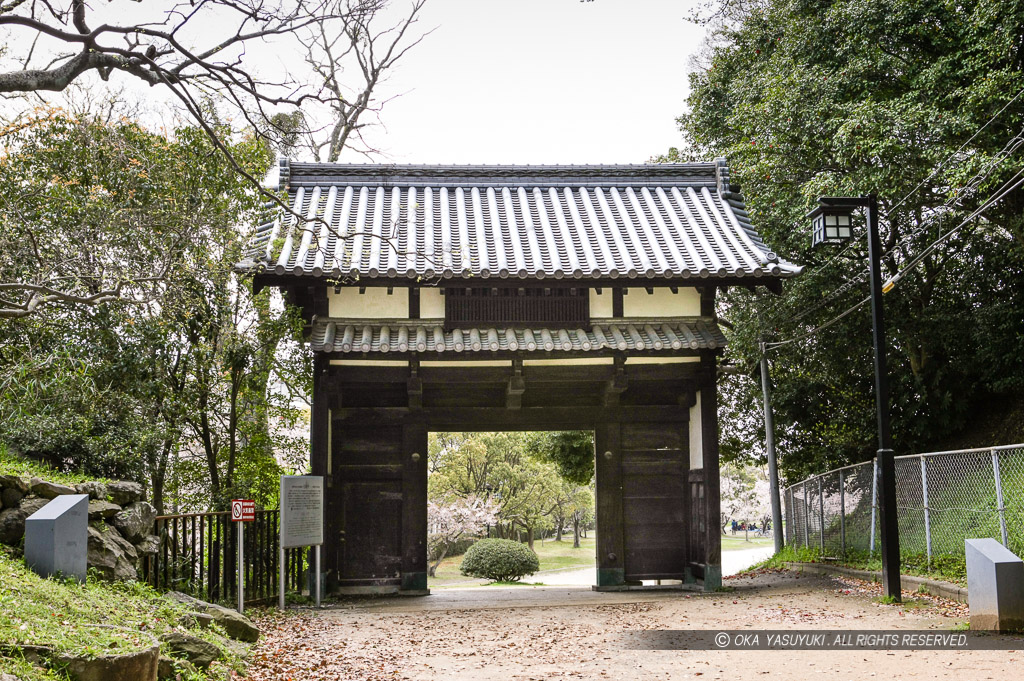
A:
[354, 0, 707, 165]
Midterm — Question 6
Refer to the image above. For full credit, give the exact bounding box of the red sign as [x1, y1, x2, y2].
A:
[231, 499, 255, 522]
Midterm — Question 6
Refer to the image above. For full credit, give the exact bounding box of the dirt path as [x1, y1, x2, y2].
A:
[244, 569, 1021, 681]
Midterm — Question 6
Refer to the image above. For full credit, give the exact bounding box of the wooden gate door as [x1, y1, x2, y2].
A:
[333, 424, 404, 586]
[618, 421, 690, 582]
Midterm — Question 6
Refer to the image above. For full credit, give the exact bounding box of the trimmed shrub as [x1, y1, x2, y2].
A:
[459, 538, 539, 582]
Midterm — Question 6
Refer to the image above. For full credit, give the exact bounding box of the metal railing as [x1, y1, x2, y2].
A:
[784, 444, 1024, 562]
[142, 510, 308, 605]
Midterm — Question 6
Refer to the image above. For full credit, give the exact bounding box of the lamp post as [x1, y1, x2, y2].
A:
[807, 194, 901, 602]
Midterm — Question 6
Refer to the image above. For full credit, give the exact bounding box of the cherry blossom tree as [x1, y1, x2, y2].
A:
[426, 495, 497, 577]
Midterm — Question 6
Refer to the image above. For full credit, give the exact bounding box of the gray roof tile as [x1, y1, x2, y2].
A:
[241, 161, 801, 282]
[310, 318, 727, 355]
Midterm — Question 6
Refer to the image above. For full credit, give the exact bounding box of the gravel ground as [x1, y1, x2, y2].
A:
[243, 569, 1022, 681]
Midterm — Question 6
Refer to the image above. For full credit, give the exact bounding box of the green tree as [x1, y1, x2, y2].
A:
[671, 0, 1024, 480]
[0, 111, 309, 510]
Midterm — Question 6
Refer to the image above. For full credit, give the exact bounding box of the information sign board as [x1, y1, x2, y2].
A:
[280, 476, 324, 549]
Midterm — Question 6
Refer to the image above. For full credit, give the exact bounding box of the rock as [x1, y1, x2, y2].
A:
[166, 591, 204, 608]
[202, 602, 261, 642]
[1, 486, 24, 509]
[87, 525, 139, 581]
[0, 497, 48, 545]
[76, 481, 108, 500]
[55, 644, 160, 681]
[134, 533, 161, 558]
[165, 591, 260, 642]
[158, 631, 222, 669]
[113, 502, 157, 543]
[0, 474, 30, 493]
[107, 481, 144, 506]
[179, 612, 214, 629]
[158, 656, 197, 680]
[30, 479, 77, 499]
[88, 500, 123, 520]
[2, 673, 20, 681]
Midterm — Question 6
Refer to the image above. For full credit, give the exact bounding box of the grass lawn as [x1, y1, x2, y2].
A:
[429, 535, 597, 586]
[428, 533, 776, 586]
[720, 534, 775, 551]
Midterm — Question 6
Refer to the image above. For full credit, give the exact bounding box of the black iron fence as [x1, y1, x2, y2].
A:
[143, 510, 309, 605]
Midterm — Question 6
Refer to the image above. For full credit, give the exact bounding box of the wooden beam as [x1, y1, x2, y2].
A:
[613, 288, 624, 317]
[604, 356, 628, 406]
[407, 360, 422, 410]
[506, 359, 525, 409]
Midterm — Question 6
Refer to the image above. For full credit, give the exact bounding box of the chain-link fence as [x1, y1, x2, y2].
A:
[784, 444, 1024, 562]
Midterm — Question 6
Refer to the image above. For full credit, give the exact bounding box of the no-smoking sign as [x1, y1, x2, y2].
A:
[231, 499, 255, 522]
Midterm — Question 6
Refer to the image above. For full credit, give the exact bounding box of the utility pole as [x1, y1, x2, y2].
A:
[759, 342, 784, 554]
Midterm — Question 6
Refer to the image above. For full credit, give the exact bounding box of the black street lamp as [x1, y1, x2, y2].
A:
[808, 194, 902, 602]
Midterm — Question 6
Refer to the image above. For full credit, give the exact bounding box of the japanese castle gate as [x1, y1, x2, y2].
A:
[241, 160, 799, 594]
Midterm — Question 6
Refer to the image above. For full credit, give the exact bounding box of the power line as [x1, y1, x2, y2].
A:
[763, 164, 1024, 352]
[765, 123, 1024, 333]
[883, 167, 1024, 291]
[884, 85, 1024, 219]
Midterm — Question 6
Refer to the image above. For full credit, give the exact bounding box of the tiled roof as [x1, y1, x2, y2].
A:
[310, 318, 727, 355]
[240, 160, 801, 282]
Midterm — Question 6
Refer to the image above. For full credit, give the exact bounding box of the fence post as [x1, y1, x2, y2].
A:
[817, 476, 825, 553]
[991, 448, 1009, 546]
[920, 456, 931, 567]
[803, 482, 810, 549]
[839, 470, 846, 557]
[869, 458, 878, 555]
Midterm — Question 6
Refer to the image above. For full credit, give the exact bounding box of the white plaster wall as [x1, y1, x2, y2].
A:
[624, 287, 701, 317]
[689, 390, 703, 470]
[328, 287, 408, 317]
[589, 289, 614, 317]
[420, 288, 445, 318]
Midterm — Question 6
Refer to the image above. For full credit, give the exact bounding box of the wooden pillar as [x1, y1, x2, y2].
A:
[400, 418, 428, 593]
[310, 355, 340, 588]
[595, 420, 625, 588]
[700, 357, 722, 590]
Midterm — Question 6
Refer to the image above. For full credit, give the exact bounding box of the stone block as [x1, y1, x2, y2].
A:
[0, 496, 48, 545]
[0, 474, 30, 493]
[30, 479, 77, 499]
[87, 525, 139, 581]
[24, 494, 89, 581]
[966, 538, 1024, 632]
[107, 481, 144, 506]
[76, 481, 108, 500]
[1, 486, 24, 509]
[88, 500, 123, 520]
[113, 501, 156, 542]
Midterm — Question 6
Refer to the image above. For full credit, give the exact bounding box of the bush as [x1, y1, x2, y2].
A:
[459, 538, 539, 582]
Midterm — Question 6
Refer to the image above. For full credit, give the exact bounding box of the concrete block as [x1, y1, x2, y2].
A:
[25, 494, 89, 581]
[966, 538, 1024, 632]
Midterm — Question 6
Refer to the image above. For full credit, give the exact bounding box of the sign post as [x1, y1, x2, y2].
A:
[230, 499, 255, 613]
[279, 476, 324, 610]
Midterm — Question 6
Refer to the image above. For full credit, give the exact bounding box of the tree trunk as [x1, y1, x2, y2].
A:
[555, 520, 563, 542]
[428, 544, 449, 578]
[526, 526, 535, 552]
[572, 516, 580, 548]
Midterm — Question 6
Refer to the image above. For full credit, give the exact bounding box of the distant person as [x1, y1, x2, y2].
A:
[731, 520, 738, 535]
